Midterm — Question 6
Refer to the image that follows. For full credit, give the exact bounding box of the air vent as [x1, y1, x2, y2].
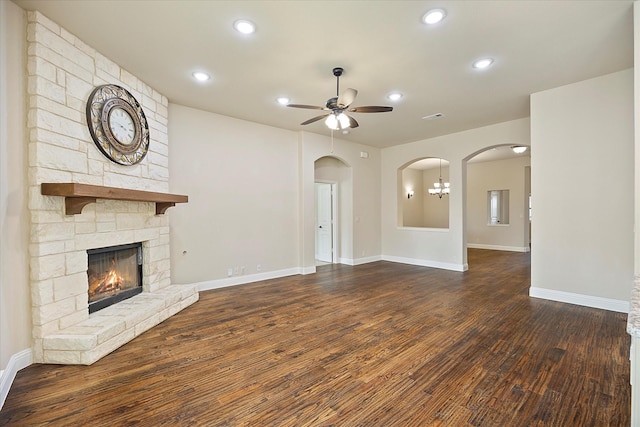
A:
[422, 113, 444, 120]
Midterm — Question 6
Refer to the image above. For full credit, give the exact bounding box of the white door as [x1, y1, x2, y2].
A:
[315, 183, 333, 263]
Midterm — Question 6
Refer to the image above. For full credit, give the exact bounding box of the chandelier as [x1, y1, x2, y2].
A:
[428, 158, 450, 198]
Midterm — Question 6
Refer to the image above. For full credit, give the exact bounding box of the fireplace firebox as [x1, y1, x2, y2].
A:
[87, 243, 143, 314]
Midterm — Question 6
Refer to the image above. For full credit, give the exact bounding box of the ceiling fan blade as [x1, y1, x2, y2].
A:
[347, 115, 359, 129]
[337, 88, 358, 108]
[287, 104, 327, 110]
[300, 114, 329, 125]
[349, 106, 393, 113]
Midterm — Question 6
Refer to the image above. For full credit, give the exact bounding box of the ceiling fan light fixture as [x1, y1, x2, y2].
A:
[325, 113, 350, 131]
[234, 19, 256, 34]
[337, 113, 350, 129]
[325, 114, 339, 130]
[423, 8, 446, 25]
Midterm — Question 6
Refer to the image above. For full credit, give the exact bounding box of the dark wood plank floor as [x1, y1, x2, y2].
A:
[0, 250, 630, 426]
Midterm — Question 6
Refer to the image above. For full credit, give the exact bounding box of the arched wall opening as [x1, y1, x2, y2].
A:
[398, 157, 450, 229]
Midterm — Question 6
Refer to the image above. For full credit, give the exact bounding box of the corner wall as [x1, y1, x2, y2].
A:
[0, 0, 32, 407]
[530, 69, 633, 309]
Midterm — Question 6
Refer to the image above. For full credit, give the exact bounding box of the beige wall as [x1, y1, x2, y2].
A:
[531, 69, 633, 303]
[422, 166, 450, 229]
[401, 167, 424, 227]
[299, 132, 381, 268]
[168, 104, 300, 285]
[0, 0, 30, 370]
[168, 106, 383, 284]
[466, 156, 531, 251]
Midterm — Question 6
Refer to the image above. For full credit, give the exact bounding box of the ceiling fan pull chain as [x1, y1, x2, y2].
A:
[331, 129, 334, 153]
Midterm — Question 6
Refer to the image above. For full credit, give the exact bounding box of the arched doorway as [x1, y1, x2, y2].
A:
[314, 156, 351, 265]
[464, 145, 531, 264]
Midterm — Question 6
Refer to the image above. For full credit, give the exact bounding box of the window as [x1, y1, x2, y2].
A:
[488, 190, 509, 225]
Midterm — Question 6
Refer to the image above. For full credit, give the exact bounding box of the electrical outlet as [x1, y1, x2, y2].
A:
[256, 264, 261, 272]
[227, 268, 233, 277]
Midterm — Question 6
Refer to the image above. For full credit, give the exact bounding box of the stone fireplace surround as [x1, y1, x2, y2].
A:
[27, 11, 198, 365]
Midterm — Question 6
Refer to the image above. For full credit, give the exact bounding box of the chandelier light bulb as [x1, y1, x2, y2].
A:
[429, 158, 450, 198]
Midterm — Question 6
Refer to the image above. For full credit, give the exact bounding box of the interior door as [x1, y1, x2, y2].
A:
[315, 183, 333, 263]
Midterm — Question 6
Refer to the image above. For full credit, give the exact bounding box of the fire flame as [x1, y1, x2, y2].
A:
[88, 258, 124, 301]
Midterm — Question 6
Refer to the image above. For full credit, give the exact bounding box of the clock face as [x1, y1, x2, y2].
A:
[86, 84, 149, 165]
[109, 107, 136, 145]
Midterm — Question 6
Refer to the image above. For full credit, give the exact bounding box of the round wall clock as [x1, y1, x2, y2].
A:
[86, 84, 150, 165]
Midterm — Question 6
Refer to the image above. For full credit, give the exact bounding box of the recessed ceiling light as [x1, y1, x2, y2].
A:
[387, 92, 403, 101]
[277, 97, 290, 105]
[192, 71, 211, 82]
[423, 8, 446, 25]
[234, 19, 256, 34]
[472, 58, 494, 69]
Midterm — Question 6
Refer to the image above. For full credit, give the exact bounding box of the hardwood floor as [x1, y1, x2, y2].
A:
[0, 250, 630, 426]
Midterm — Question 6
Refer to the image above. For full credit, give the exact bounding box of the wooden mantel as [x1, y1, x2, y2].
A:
[41, 183, 188, 215]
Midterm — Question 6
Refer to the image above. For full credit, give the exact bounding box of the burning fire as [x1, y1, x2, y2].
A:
[88, 258, 124, 301]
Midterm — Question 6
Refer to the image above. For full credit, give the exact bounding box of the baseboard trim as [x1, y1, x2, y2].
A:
[0, 348, 33, 410]
[529, 287, 629, 313]
[467, 243, 530, 252]
[338, 255, 382, 266]
[382, 255, 467, 272]
[196, 267, 302, 292]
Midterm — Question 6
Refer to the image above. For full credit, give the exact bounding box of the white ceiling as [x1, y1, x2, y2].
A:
[12, 0, 633, 149]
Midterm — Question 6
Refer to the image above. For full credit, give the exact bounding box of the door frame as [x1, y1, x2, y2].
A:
[315, 181, 338, 263]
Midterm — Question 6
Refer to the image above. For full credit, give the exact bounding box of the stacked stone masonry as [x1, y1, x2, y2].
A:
[26, 11, 197, 365]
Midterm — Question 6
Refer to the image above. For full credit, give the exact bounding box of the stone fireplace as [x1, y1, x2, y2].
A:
[27, 11, 198, 365]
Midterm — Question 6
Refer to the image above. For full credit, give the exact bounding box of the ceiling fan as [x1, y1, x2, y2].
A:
[287, 67, 393, 131]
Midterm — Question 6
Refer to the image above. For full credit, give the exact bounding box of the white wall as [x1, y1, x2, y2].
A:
[381, 118, 531, 271]
[531, 69, 633, 306]
[0, 0, 30, 372]
[467, 156, 531, 251]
